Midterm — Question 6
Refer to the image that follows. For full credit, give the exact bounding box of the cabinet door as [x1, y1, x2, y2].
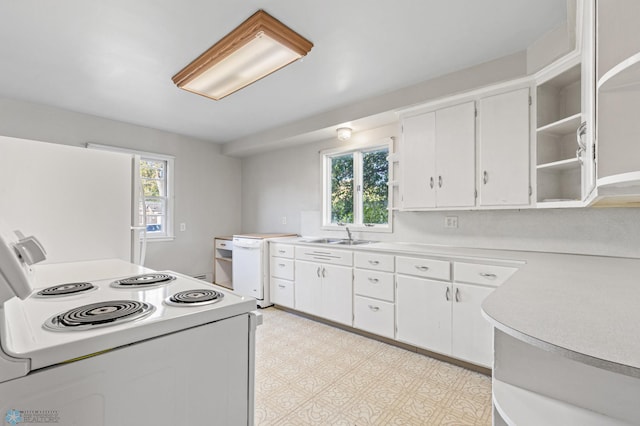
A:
[478, 88, 530, 206]
[321, 264, 353, 326]
[451, 283, 494, 367]
[401, 112, 437, 209]
[396, 275, 451, 355]
[435, 101, 476, 207]
[294, 261, 322, 316]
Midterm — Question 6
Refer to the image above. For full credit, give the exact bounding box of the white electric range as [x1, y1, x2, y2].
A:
[0, 228, 259, 426]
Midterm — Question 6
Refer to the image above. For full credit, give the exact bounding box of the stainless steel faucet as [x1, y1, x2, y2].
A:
[345, 226, 352, 243]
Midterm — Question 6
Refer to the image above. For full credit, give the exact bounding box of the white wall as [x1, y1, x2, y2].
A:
[0, 97, 242, 278]
[242, 122, 640, 259]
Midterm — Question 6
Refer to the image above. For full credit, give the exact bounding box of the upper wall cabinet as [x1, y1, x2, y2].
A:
[401, 102, 476, 210]
[400, 84, 532, 211]
[592, 0, 640, 205]
[478, 88, 531, 207]
[534, 0, 597, 208]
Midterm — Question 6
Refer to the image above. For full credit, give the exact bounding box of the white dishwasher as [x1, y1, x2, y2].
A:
[232, 234, 296, 308]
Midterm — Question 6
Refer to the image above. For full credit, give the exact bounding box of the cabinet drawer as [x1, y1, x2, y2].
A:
[270, 257, 294, 280]
[354, 252, 394, 272]
[271, 243, 294, 259]
[396, 256, 450, 281]
[354, 269, 394, 302]
[354, 296, 395, 339]
[215, 239, 233, 250]
[271, 278, 294, 308]
[453, 262, 518, 287]
[295, 246, 353, 266]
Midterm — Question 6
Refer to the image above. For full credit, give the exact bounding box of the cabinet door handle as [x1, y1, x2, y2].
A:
[438, 175, 443, 188]
[322, 267, 326, 278]
[368, 260, 380, 265]
[368, 305, 380, 312]
[415, 265, 430, 271]
[479, 272, 497, 279]
[316, 267, 321, 277]
[429, 176, 434, 189]
[368, 277, 379, 283]
[483, 170, 488, 185]
[455, 287, 461, 302]
[278, 263, 286, 267]
[445, 287, 450, 301]
[278, 284, 286, 288]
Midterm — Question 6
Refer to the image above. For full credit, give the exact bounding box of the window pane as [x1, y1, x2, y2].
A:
[140, 159, 166, 197]
[330, 153, 354, 224]
[362, 148, 389, 224]
[140, 197, 166, 233]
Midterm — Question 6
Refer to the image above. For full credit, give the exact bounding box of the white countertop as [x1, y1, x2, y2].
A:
[281, 237, 640, 377]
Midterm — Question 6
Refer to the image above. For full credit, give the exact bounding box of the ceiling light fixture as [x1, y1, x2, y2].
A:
[172, 10, 313, 101]
[336, 127, 352, 142]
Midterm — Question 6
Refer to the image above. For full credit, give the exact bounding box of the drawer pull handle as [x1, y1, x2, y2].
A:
[368, 305, 380, 312]
[455, 288, 461, 302]
[220, 243, 226, 247]
[479, 272, 497, 279]
[368, 277, 379, 283]
[368, 260, 380, 265]
[415, 265, 430, 271]
[278, 250, 286, 254]
[278, 263, 286, 267]
[278, 284, 286, 288]
[445, 287, 450, 301]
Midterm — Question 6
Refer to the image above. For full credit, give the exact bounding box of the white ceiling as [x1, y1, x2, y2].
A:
[0, 1, 566, 151]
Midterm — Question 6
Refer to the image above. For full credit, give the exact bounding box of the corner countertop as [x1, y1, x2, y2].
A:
[276, 237, 640, 377]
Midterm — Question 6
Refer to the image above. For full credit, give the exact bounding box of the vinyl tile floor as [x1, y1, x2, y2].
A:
[255, 307, 492, 425]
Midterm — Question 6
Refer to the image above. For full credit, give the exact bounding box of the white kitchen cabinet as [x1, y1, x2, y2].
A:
[401, 101, 476, 209]
[269, 243, 295, 308]
[396, 275, 452, 355]
[401, 112, 436, 209]
[478, 88, 531, 207]
[451, 282, 494, 367]
[295, 259, 353, 326]
[354, 296, 395, 339]
[591, 0, 640, 205]
[213, 237, 233, 289]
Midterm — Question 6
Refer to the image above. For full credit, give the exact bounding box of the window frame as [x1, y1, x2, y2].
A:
[86, 143, 175, 242]
[321, 137, 393, 232]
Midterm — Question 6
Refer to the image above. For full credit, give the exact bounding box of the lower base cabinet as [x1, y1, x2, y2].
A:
[353, 296, 395, 339]
[396, 275, 495, 367]
[452, 283, 494, 367]
[295, 260, 353, 326]
[396, 275, 452, 355]
[271, 278, 294, 308]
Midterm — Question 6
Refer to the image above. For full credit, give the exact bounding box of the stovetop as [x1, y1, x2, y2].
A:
[1, 260, 256, 370]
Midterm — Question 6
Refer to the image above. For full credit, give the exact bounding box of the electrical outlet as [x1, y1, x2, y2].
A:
[179, 223, 186, 232]
[444, 216, 458, 229]
[281, 216, 287, 225]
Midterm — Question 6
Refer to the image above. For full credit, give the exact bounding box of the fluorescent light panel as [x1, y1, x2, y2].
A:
[172, 10, 313, 101]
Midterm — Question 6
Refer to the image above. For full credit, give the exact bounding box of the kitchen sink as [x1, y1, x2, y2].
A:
[300, 238, 375, 246]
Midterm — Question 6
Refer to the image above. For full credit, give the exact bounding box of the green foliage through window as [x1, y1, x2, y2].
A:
[326, 145, 389, 227]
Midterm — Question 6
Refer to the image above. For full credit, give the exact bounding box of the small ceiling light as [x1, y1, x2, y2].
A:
[336, 127, 352, 142]
[172, 10, 313, 101]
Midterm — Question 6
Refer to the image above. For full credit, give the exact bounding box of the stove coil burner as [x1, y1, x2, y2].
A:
[44, 300, 155, 331]
[165, 289, 224, 307]
[111, 273, 176, 289]
[35, 282, 96, 297]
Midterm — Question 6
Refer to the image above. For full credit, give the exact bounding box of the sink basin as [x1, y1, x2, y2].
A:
[300, 238, 375, 246]
[331, 239, 374, 245]
[300, 238, 343, 244]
